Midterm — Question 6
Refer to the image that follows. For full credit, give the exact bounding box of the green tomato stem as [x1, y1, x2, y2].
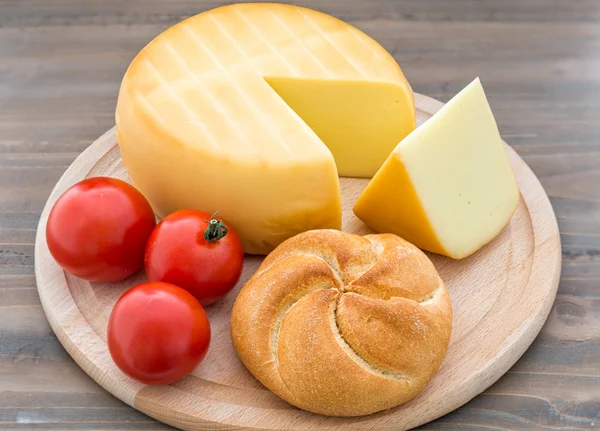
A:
[204, 211, 228, 242]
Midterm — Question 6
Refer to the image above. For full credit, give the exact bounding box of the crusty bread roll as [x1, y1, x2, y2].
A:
[230, 230, 452, 416]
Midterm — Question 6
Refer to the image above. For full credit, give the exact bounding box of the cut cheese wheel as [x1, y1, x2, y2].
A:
[354, 78, 520, 259]
[116, 3, 416, 254]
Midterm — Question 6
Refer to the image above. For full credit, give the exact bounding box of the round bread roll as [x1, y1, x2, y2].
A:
[230, 230, 452, 416]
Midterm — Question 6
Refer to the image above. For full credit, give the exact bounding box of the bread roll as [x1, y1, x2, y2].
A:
[230, 230, 452, 416]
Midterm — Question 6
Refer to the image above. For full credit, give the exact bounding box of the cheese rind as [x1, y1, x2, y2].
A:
[116, 3, 415, 254]
[354, 78, 520, 259]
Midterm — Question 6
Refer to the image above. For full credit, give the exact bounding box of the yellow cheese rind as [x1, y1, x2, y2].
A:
[353, 154, 448, 255]
[354, 78, 520, 259]
[117, 98, 342, 254]
[116, 3, 415, 254]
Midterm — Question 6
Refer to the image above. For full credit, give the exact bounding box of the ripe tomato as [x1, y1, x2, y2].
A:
[145, 210, 244, 305]
[46, 177, 156, 282]
[107, 282, 211, 385]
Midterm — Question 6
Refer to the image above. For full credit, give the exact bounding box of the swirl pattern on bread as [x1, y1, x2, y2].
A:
[231, 229, 452, 416]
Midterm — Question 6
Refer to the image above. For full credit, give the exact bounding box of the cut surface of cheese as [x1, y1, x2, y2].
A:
[354, 78, 520, 259]
[265, 77, 415, 177]
[115, 3, 415, 254]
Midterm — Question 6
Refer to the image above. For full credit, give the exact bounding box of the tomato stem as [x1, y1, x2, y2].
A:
[204, 211, 228, 242]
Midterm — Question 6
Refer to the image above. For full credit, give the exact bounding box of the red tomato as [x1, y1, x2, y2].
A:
[145, 210, 244, 305]
[107, 282, 211, 385]
[46, 177, 156, 282]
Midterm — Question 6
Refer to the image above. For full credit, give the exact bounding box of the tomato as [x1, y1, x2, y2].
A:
[144, 210, 244, 305]
[107, 282, 210, 385]
[46, 177, 156, 282]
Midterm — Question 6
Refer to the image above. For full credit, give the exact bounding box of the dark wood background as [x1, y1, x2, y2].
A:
[2, 0, 599, 429]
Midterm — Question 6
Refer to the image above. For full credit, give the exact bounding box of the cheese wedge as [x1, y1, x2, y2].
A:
[116, 3, 416, 254]
[354, 78, 520, 259]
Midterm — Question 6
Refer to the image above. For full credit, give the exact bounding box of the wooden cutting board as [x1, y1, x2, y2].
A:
[34, 93, 561, 430]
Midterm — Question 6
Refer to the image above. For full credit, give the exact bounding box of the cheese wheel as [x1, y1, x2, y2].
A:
[116, 3, 415, 254]
[230, 230, 453, 416]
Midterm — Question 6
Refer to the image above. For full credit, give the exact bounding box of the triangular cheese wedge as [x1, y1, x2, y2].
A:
[354, 78, 520, 259]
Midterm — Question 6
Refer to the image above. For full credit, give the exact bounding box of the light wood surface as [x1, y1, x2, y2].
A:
[34, 94, 561, 431]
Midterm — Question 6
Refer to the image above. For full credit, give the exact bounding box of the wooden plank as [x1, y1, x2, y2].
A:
[1, 0, 600, 28]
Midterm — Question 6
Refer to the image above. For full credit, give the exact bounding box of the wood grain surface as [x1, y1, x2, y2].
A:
[33, 95, 561, 430]
[1, 0, 599, 429]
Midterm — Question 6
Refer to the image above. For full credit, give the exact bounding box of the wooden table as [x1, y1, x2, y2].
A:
[1, 1, 599, 429]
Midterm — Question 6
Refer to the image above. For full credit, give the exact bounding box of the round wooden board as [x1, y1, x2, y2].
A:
[35, 93, 561, 430]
